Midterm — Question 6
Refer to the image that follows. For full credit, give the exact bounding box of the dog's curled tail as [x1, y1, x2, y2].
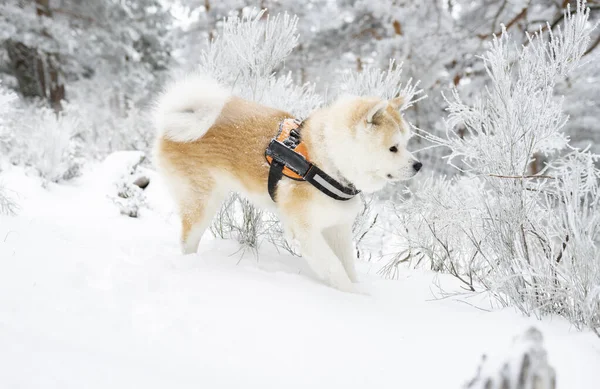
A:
[154, 75, 230, 142]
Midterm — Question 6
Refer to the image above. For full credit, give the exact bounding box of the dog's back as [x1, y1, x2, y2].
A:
[155, 76, 290, 196]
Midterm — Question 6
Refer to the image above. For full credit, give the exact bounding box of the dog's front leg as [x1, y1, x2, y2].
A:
[293, 225, 355, 293]
[323, 224, 358, 283]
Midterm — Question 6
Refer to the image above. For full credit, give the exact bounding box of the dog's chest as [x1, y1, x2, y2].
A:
[307, 195, 361, 227]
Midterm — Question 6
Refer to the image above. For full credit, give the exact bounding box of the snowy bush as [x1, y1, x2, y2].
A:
[0, 82, 16, 155]
[388, 1, 600, 334]
[210, 193, 270, 251]
[352, 195, 380, 262]
[0, 182, 18, 216]
[112, 179, 147, 218]
[9, 104, 83, 184]
[67, 69, 163, 158]
[104, 151, 150, 218]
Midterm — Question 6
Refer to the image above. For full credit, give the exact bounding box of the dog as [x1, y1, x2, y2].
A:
[153, 75, 421, 292]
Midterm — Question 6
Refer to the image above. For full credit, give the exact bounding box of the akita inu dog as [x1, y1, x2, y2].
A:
[153, 75, 421, 292]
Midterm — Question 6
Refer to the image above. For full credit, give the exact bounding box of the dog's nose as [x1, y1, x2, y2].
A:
[412, 161, 422, 172]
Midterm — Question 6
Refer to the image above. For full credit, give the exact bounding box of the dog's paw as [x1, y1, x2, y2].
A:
[333, 280, 357, 294]
[326, 272, 361, 294]
[347, 268, 358, 283]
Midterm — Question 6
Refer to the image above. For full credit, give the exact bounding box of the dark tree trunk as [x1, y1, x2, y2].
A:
[5, 0, 64, 112]
[47, 53, 64, 112]
[6, 40, 46, 98]
[35, 0, 51, 17]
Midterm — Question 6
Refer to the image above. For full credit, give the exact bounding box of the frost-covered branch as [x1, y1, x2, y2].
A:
[340, 59, 425, 111]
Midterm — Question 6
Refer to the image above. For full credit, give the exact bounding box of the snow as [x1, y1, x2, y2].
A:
[0, 159, 599, 389]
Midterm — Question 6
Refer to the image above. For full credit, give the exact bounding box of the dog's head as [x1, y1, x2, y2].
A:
[326, 96, 421, 193]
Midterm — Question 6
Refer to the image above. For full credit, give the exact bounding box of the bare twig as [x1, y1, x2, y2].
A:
[584, 34, 600, 56]
[488, 174, 555, 179]
[478, 6, 528, 39]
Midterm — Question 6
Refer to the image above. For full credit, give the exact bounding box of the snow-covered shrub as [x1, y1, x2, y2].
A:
[210, 193, 269, 251]
[352, 195, 380, 262]
[532, 150, 600, 331]
[2, 95, 82, 183]
[388, 1, 600, 333]
[67, 73, 159, 158]
[0, 81, 16, 155]
[112, 180, 147, 218]
[105, 151, 149, 218]
[0, 182, 18, 216]
[9, 104, 83, 184]
[113, 102, 155, 155]
[387, 175, 487, 291]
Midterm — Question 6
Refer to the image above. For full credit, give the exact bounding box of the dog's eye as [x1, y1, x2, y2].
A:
[389, 146, 398, 153]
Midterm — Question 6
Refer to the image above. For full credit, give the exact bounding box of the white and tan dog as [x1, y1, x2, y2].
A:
[153, 75, 421, 292]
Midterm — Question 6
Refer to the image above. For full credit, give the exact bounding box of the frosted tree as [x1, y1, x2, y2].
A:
[388, 1, 600, 334]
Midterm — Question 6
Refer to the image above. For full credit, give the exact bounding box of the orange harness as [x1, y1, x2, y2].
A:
[265, 119, 307, 180]
[264, 119, 360, 202]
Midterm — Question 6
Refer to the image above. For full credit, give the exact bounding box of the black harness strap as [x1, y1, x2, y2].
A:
[265, 120, 360, 202]
[267, 160, 285, 201]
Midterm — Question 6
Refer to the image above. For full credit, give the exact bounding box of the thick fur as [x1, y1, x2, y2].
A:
[154, 75, 420, 292]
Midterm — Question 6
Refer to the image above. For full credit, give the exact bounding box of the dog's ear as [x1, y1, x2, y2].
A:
[366, 101, 388, 125]
[390, 96, 405, 110]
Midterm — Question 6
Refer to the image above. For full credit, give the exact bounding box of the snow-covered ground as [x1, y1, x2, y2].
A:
[1, 157, 599, 389]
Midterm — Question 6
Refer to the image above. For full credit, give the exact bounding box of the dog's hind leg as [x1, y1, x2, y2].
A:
[179, 178, 224, 254]
[323, 224, 358, 283]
